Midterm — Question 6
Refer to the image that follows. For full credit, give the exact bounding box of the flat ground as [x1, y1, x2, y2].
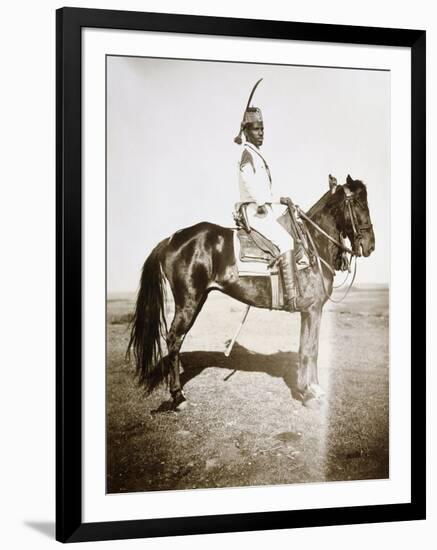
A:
[106, 285, 389, 493]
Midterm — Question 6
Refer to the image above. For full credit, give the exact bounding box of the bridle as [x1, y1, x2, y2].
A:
[294, 185, 372, 303]
[343, 188, 373, 254]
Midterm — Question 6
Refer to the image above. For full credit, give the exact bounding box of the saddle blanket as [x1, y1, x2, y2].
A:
[232, 229, 310, 310]
[233, 230, 284, 308]
[233, 229, 310, 276]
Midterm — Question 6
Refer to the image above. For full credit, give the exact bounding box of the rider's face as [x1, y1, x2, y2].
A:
[245, 122, 264, 147]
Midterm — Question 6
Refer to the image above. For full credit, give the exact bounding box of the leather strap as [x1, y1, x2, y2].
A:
[297, 208, 353, 254]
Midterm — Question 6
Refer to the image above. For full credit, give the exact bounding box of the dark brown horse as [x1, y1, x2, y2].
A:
[127, 175, 375, 408]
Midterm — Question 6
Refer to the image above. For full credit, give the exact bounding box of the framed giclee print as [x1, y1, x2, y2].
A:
[56, 7, 426, 543]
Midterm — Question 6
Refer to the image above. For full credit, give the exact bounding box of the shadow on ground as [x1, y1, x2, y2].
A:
[151, 343, 300, 413]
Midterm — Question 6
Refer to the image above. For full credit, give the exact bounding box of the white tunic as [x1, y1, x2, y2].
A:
[238, 142, 273, 206]
[238, 142, 293, 253]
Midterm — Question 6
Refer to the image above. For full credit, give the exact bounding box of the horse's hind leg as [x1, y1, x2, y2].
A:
[167, 295, 206, 409]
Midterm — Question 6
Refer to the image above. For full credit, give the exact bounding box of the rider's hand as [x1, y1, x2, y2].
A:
[256, 204, 268, 216]
[280, 196, 291, 206]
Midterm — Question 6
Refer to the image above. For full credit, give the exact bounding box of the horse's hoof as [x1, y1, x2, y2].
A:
[172, 390, 187, 411]
[309, 383, 325, 396]
[175, 400, 188, 411]
[302, 387, 324, 408]
[303, 396, 322, 409]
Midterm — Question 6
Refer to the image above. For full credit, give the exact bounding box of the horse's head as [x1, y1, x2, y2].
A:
[333, 175, 375, 257]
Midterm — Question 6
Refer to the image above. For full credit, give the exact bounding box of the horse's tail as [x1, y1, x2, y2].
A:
[127, 239, 169, 392]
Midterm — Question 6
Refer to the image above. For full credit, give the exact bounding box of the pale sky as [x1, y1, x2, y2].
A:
[107, 56, 390, 292]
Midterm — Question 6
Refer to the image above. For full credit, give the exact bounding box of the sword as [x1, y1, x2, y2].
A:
[234, 78, 263, 144]
[244, 78, 263, 115]
[224, 303, 251, 362]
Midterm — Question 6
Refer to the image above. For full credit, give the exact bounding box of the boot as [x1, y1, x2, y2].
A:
[278, 250, 314, 312]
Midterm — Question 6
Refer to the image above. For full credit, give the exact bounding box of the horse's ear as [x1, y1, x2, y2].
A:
[346, 174, 353, 185]
[328, 174, 338, 194]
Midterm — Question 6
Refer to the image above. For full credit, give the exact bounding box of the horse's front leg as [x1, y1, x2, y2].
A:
[297, 306, 325, 406]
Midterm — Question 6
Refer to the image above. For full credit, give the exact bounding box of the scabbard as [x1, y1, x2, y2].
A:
[283, 198, 303, 243]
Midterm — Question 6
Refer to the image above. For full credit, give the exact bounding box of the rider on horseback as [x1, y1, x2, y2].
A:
[234, 80, 314, 313]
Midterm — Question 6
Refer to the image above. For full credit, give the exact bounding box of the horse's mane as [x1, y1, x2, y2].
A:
[306, 190, 332, 219]
[306, 180, 367, 219]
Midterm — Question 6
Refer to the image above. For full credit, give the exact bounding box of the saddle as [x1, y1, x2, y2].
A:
[236, 228, 279, 263]
[233, 203, 279, 264]
[233, 203, 312, 310]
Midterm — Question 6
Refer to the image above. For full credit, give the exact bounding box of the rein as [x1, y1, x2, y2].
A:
[297, 209, 353, 255]
[294, 190, 367, 304]
[300, 216, 357, 303]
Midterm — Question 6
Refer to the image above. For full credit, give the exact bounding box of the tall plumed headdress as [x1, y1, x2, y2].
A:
[234, 78, 263, 145]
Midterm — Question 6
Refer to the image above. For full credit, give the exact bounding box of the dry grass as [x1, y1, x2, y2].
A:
[106, 286, 389, 493]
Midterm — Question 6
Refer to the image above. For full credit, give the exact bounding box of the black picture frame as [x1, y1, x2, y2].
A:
[56, 7, 426, 543]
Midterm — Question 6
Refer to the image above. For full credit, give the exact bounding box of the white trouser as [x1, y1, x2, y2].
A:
[246, 203, 293, 253]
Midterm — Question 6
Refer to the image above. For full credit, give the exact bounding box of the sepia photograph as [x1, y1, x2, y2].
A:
[106, 55, 389, 494]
